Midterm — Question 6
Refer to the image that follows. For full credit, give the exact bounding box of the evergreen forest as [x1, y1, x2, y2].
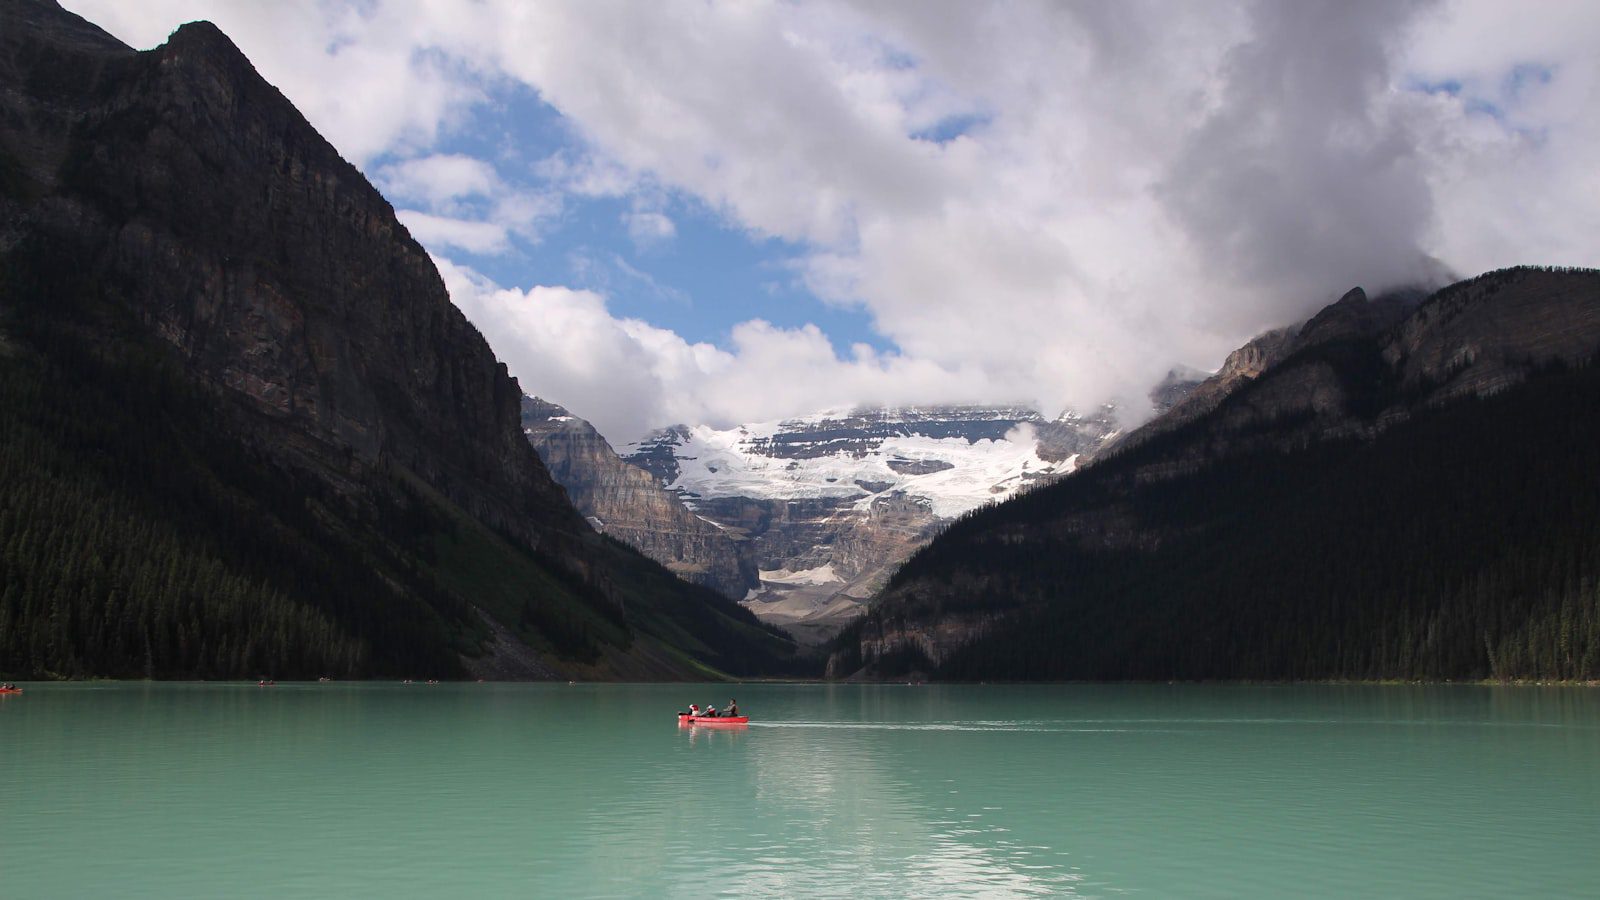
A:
[0, 257, 794, 680]
[841, 355, 1600, 682]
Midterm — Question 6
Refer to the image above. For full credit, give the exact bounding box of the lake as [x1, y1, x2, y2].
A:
[2, 682, 1597, 898]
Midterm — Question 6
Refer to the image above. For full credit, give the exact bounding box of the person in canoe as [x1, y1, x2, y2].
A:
[727, 699, 739, 717]
[683, 703, 702, 718]
[703, 704, 719, 718]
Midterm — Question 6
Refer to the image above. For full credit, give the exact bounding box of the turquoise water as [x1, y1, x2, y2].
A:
[2, 683, 1597, 898]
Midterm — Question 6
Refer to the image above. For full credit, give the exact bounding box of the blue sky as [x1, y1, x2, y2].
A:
[65, 0, 1600, 443]
[383, 84, 890, 357]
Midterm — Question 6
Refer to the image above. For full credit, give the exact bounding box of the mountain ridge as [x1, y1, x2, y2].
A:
[0, 0, 794, 680]
[836, 266, 1600, 681]
[521, 395, 759, 600]
[522, 394, 1208, 644]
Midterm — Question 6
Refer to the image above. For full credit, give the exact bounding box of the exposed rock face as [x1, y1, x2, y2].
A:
[613, 405, 1125, 642]
[1118, 326, 1298, 448]
[886, 458, 954, 476]
[521, 397, 757, 599]
[1111, 285, 1423, 460]
[541, 400, 1114, 646]
[0, 0, 790, 678]
[1148, 366, 1208, 414]
[528, 395, 1203, 645]
[1, 5, 575, 542]
[1035, 405, 1123, 462]
[680, 490, 946, 644]
[623, 425, 691, 484]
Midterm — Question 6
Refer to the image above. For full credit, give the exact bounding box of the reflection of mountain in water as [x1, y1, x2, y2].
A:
[725, 707, 1089, 896]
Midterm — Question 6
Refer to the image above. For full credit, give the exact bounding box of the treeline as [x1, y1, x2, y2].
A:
[0, 246, 652, 680]
[846, 355, 1600, 681]
[0, 307, 482, 679]
[0, 267, 797, 682]
[0, 271, 801, 683]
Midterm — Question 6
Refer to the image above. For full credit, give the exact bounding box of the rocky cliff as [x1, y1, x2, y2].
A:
[838, 267, 1600, 681]
[521, 397, 758, 599]
[611, 405, 1145, 643]
[1112, 287, 1424, 457]
[0, 0, 792, 680]
[2, 10, 577, 541]
[536, 392, 1201, 646]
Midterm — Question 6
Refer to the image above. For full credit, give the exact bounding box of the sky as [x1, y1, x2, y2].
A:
[65, 0, 1600, 444]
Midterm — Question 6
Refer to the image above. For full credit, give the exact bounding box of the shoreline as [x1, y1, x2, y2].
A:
[4, 676, 1597, 687]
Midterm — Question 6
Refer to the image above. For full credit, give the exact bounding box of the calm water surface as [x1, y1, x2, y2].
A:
[2, 682, 1597, 898]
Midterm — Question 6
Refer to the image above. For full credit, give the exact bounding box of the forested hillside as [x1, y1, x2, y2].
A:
[839, 269, 1600, 682]
[0, 0, 796, 680]
[0, 292, 472, 678]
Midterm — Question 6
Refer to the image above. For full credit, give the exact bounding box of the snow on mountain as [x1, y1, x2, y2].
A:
[629, 406, 1097, 505]
[662, 419, 1078, 519]
[759, 563, 841, 586]
[617, 404, 1125, 642]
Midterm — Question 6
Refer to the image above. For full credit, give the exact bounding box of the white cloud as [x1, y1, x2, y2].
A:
[437, 0, 1600, 427]
[379, 154, 498, 205]
[1402, 0, 1600, 273]
[379, 153, 560, 251]
[533, 151, 640, 198]
[439, 260, 1004, 445]
[397, 211, 508, 255]
[621, 211, 677, 250]
[1157, 1, 1441, 325]
[65, 0, 1600, 440]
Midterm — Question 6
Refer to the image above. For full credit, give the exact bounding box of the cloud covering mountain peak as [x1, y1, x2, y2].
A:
[68, 0, 1600, 442]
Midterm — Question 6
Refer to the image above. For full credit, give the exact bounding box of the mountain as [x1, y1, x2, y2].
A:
[616, 404, 1139, 643]
[0, 0, 794, 680]
[521, 396, 757, 599]
[1105, 286, 1425, 458]
[837, 267, 1600, 682]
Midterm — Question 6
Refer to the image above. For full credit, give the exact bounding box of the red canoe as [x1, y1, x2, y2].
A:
[678, 714, 748, 725]
[0, 688, 22, 695]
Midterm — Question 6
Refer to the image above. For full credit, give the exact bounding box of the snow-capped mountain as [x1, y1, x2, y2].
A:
[630, 406, 1091, 517]
[622, 405, 1126, 642]
[522, 371, 1202, 645]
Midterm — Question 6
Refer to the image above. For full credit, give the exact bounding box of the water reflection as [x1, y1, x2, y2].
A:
[2, 683, 1597, 898]
[680, 721, 749, 746]
[676, 692, 1093, 897]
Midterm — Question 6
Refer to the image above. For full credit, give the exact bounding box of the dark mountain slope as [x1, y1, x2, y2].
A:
[838, 267, 1600, 681]
[0, 0, 794, 679]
